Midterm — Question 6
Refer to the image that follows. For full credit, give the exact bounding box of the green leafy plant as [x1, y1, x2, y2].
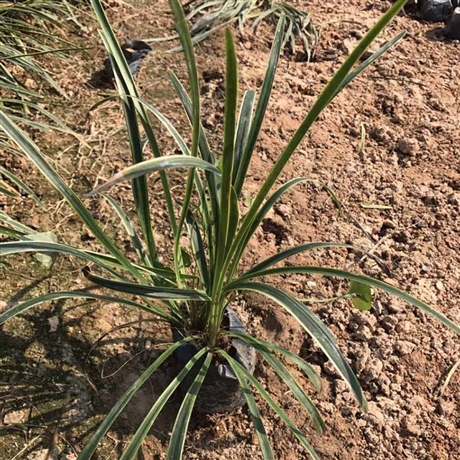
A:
[1, 0, 458, 458]
[0, 0, 85, 151]
[184, 0, 318, 59]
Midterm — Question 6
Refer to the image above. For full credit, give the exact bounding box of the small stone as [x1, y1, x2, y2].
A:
[48, 315, 59, 332]
[274, 204, 290, 220]
[363, 358, 384, 381]
[418, 0, 453, 22]
[402, 415, 422, 436]
[387, 298, 404, 313]
[435, 280, 444, 291]
[447, 193, 460, 205]
[444, 7, 460, 39]
[3, 409, 28, 424]
[394, 340, 416, 356]
[397, 138, 420, 157]
[364, 401, 386, 426]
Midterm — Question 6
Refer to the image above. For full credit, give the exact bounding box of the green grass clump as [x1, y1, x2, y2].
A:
[2, 0, 459, 459]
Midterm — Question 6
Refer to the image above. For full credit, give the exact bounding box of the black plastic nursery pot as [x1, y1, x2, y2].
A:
[172, 308, 256, 414]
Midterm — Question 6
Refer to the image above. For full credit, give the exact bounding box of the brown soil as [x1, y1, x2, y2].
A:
[1, 0, 460, 459]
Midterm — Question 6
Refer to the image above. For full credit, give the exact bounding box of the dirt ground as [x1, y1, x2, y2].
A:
[1, 0, 460, 459]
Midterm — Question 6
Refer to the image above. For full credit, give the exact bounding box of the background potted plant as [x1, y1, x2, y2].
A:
[1, 0, 459, 458]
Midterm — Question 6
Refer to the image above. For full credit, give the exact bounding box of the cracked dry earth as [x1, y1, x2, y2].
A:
[1, 0, 460, 459]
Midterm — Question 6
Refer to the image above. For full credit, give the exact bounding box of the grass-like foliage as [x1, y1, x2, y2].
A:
[0, 0, 81, 150]
[184, 0, 318, 59]
[0, 0, 458, 458]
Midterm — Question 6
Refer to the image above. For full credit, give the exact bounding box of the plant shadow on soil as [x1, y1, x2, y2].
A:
[0, 275, 220, 458]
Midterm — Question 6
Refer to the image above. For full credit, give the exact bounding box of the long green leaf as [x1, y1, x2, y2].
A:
[217, 351, 274, 460]
[221, 351, 320, 460]
[209, 28, 239, 345]
[167, 353, 213, 460]
[0, 225, 27, 238]
[233, 90, 255, 185]
[229, 266, 460, 336]
[184, 206, 209, 289]
[229, 283, 367, 411]
[228, 0, 408, 282]
[251, 342, 325, 433]
[101, 194, 149, 267]
[0, 166, 43, 207]
[85, 155, 220, 197]
[91, 0, 177, 241]
[228, 331, 321, 391]
[233, 15, 285, 197]
[333, 31, 406, 98]
[0, 291, 172, 325]
[120, 347, 209, 460]
[0, 240, 119, 277]
[169, 0, 204, 290]
[228, 177, 315, 279]
[78, 337, 202, 460]
[246, 242, 352, 275]
[131, 95, 213, 268]
[0, 211, 34, 234]
[168, 71, 219, 265]
[83, 267, 211, 301]
[0, 111, 142, 280]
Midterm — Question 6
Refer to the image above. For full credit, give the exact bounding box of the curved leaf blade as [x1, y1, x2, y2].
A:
[83, 267, 211, 301]
[167, 353, 213, 460]
[230, 266, 460, 336]
[0, 291, 172, 325]
[221, 350, 320, 460]
[253, 343, 325, 433]
[85, 155, 221, 197]
[79, 338, 202, 460]
[230, 283, 367, 411]
[120, 347, 209, 460]
[228, 332, 321, 391]
[218, 351, 274, 460]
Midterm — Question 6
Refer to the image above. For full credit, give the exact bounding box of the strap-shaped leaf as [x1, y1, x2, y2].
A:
[167, 353, 213, 460]
[0, 291, 172, 325]
[184, 207, 209, 289]
[119, 347, 209, 460]
[85, 155, 220, 197]
[333, 31, 406, 99]
[246, 242, 352, 275]
[101, 194, 149, 267]
[79, 338, 202, 459]
[228, 177, 315, 279]
[229, 283, 367, 411]
[83, 267, 211, 301]
[0, 166, 43, 207]
[168, 71, 220, 255]
[0, 111, 142, 280]
[230, 266, 460, 336]
[251, 342, 325, 433]
[0, 225, 27, 238]
[233, 15, 286, 197]
[221, 350, 320, 460]
[0, 241, 119, 277]
[91, 0, 175, 255]
[217, 350, 274, 459]
[228, 331, 321, 391]
[228, 0, 408, 281]
[233, 90, 255, 185]
[218, 350, 275, 459]
[0, 211, 34, 234]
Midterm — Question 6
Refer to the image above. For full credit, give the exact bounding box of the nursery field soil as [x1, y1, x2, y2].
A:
[1, 0, 460, 459]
